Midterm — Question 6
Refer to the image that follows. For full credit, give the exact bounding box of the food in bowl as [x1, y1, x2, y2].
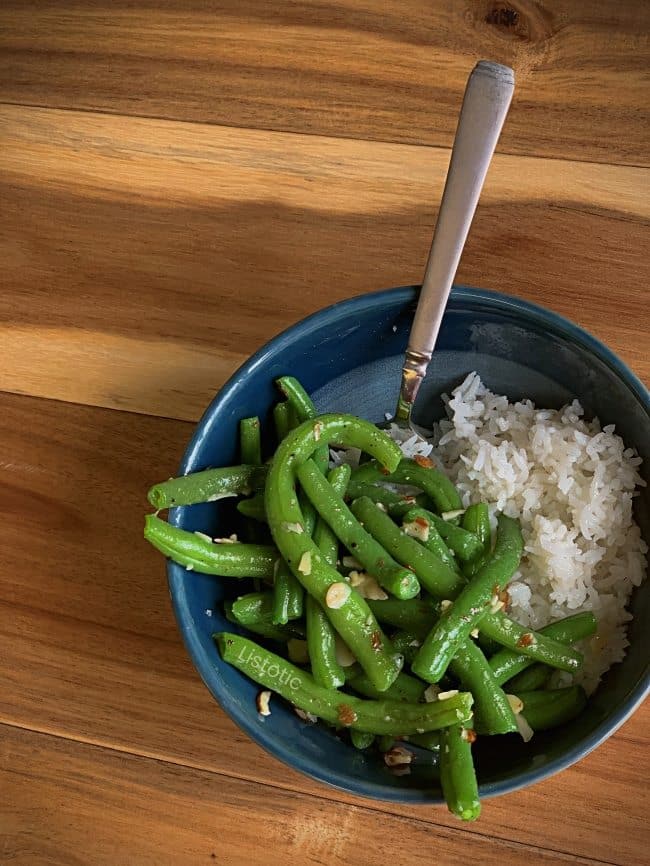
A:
[145, 373, 647, 821]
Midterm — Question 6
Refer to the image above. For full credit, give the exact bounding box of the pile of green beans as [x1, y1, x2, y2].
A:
[144, 375, 597, 824]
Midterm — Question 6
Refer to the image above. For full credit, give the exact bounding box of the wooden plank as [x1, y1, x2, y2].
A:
[1, 106, 648, 422]
[0, 391, 647, 864]
[1, 1, 648, 165]
[0, 725, 609, 866]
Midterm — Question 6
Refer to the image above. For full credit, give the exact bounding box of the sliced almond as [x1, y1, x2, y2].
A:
[297, 550, 312, 575]
[256, 690, 272, 716]
[384, 746, 413, 767]
[325, 581, 351, 609]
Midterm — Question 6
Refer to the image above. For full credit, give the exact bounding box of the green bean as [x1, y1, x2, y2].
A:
[217, 633, 473, 734]
[237, 494, 267, 523]
[350, 497, 463, 598]
[345, 481, 429, 518]
[412, 514, 523, 683]
[389, 629, 428, 665]
[350, 730, 375, 750]
[461, 504, 491, 551]
[481, 611, 583, 674]
[350, 458, 463, 514]
[347, 669, 427, 704]
[239, 417, 262, 466]
[367, 593, 581, 683]
[408, 731, 441, 752]
[489, 612, 597, 685]
[403, 507, 482, 562]
[144, 514, 277, 577]
[367, 598, 440, 632]
[275, 376, 329, 475]
[272, 500, 316, 625]
[376, 735, 396, 752]
[147, 464, 267, 510]
[400, 510, 460, 572]
[224, 597, 304, 642]
[265, 413, 405, 691]
[449, 640, 518, 735]
[516, 687, 587, 731]
[306, 466, 350, 689]
[273, 401, 293, 442]
[506, 663, 551, 693]
[440, 721, 481, 822]
[298, 461, 420, 600]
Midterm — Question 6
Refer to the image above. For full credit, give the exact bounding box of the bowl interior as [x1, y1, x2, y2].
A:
[168, 286, 649, 803]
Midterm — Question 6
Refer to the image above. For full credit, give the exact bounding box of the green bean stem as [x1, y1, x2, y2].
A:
[516, 687, 587, 731]
[403, 506, 482, 562]
[448, 640, 518, 735]
[350, 497, 464, 598]
[306, 465, 350, 689]
[412, 514, 523, 683]
[298, 463, 420, 600]
[350, 458, 463, 514]
[440, 721, 481, 822]
[217, 633, 473, 734]
[264, 413, 405, 691]
[147, 464, 267, 510]
[144, 514, 277, 577]
[489, 612, 597, 685]
[481, 611, 583, 674]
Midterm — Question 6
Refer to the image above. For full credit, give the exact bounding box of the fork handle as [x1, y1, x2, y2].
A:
[396, 61, 514, 422]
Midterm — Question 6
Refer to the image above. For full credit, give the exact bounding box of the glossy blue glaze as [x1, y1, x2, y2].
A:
[166, 285, 649, 803]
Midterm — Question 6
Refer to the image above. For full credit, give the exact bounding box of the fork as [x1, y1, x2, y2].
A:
[384, 60, 514, 441]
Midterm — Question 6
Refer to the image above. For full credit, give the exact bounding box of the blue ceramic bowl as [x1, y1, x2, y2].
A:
[167, 285, 649, 803]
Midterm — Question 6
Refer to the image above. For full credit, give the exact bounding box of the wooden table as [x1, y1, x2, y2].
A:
[1, 3, 648, 864]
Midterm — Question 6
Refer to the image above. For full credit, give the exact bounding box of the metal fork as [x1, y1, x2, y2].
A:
[384, 61, 514, 438]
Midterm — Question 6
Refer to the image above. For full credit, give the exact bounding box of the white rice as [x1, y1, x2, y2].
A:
[430, 372, 647, 694]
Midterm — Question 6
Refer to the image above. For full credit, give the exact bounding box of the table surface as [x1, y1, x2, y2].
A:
[1, 3, 648, 864]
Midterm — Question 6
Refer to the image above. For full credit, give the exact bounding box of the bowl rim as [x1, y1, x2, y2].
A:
[167, 284, 650, 804]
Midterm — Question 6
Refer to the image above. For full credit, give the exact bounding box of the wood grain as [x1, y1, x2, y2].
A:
[1, 1, 649, 165]
[0, 724, 615, 866]
[0, 391, 647, 865]
[1, 105, 648, 422]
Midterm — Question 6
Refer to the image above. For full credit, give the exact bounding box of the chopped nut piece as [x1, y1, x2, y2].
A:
[470, 628, 480, 639]
[337, 704, 358, 726]
[414, 455, 434, 469]
[313, 421, 323, 441]
[376, 502, 387, 512]
[423, 684, 440, 703]
[437, 689, 459, 701]
[489, 593, 505, 613]
[194, 531, 213, 542]
[498, 588, 511, 609]
[185, 564, 194, 571]
[516, 632, 535, 648]
[348, 571, 388, 600]
[441, 508, 465, 521]
[281, 521, 304, 534]
[461, 727, 477, 744]
[384, 746, 413, 767]
[256, 690, 272, 716]
[294, 707, 317, 724]
[403, 519, 430, 543]
[506, 694, 524, 715]
[342, 555, 362, 570]
[516, 713, 534, 742]
[325, 582, 351, 609]
[298, 550, 312, 575]
[370, 630, 382, 651]
[408, 639, 421, 648]
[440, 599, 453, 612]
